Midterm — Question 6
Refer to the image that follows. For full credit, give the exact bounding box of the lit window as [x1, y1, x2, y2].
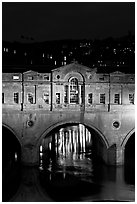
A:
[70, 78, 79, 104]
[43, 53, 45, 58]
[24, 52, 27, 56]
[64, 85, 68, 104]
[64, 61, 66, 65]
[28, 76, 33, 80]
[2, 93, 4, 104]
[43, 75, 49, 80]
[88, 93, 93, 104]
[56, 93, 60, 104]
[43, 93, 49, 104]
[50, 55, 52, 59]
[114, 94, 120, 104]
[13, 75, 19, 80]
[14, 50, 16, 54]
[28, 93, 34, 104]
[6, 48, 8, 52]
[4, 48, 6, 52]
[64, 56, 66, 61]
[14, 92, 19, 104]
[55, 61, 56, 65]
[129, 94, 134, 104]
[100, 94, 105, 104]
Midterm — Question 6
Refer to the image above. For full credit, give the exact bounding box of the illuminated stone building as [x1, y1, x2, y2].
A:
[2, 62, 135, 165]
[2, 62, 135, 111]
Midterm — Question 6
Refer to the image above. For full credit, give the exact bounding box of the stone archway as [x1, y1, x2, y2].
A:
[2, 124, 22, 167]
[37, 121, 110, 165]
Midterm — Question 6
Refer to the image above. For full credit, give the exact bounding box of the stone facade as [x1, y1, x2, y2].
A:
[2, 62, 135, 165]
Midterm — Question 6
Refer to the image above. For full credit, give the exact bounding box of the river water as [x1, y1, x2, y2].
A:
[2, 124, 135, 202]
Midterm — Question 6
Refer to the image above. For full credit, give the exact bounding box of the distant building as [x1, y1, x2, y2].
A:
[2, 62, 135, 112]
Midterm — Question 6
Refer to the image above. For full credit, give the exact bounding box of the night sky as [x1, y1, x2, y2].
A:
[2, 2, 135, 43]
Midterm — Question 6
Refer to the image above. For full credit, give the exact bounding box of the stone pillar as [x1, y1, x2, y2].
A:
[21, 145, 39, 166]
[116, 146, 124, 165]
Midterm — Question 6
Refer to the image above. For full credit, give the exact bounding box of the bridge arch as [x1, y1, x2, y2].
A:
[2, 123, 22, 147]
[121, 128, 135, 149]
[37, 120, 109, 150]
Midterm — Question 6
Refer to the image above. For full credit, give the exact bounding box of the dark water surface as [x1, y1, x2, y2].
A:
[2, 125, 135, 201]
[2, 152, 135, 202]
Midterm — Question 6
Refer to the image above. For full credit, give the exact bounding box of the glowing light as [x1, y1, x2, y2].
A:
[15, 152, 17, 161]
[40, 145, 43, 152]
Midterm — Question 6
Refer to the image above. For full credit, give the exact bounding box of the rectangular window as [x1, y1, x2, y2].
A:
[81, 85, 84, 104]
[13, 75, 19, 80]
[2, 93, 4, 104]
[88, 93, 93, 104]
[100, 94, 105, 104]
[64, 85, 68, 104]
[14, 92, 19, 104]
[28, 93, 34, 104]
[43, 75, 49, 81]
[129, 94, 134, 104]
[56, 93, 60, 104]
[43, 93, 49, 104]
[114, 94, 120, 104]
[28, 76, 33, 80]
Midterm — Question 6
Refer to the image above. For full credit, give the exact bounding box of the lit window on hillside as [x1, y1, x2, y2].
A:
[88, 93, 93, 104]
[13, 75, 19, 80]
[44, 75, 49, 80]
[100, 94, 105, 104]
[129, 94, 134, 104]
[43, 93, 49, 104]
[56, 93, 60, 104]
[28, 93, 34, 104]
[14, 92, 19, 104]
[114, 94, 120, 104]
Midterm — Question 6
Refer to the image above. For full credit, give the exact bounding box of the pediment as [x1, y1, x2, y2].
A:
[111, 71, 125, 75]
[51, 62, 97, 74]
[23, 70, 38, 75]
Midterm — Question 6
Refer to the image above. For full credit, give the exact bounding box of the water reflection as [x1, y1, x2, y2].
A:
[38, 124, 135, 202]
[2, 124, 135, 202]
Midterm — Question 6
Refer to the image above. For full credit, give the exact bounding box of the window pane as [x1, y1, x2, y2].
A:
[88, 93, 92, 104]
[64, 85, 68, 104]
[14, 92, 19, 104]
[81, 85, 84, 104]
[43, 93, 49, 104]
[129, 94, 134, 104]
[114, 94, 120, 104]
[56, 93, 60, 104]
[70, 78, 79, 104]
[100, 94, 105, 104]
[28, 93, 33, 104]
[2, 93, 4, 104]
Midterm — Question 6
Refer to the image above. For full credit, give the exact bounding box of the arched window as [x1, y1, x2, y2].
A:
[70, 78, 79, 104]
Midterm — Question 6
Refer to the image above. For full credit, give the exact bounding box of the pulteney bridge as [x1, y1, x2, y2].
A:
[2, 63, 135, 165]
